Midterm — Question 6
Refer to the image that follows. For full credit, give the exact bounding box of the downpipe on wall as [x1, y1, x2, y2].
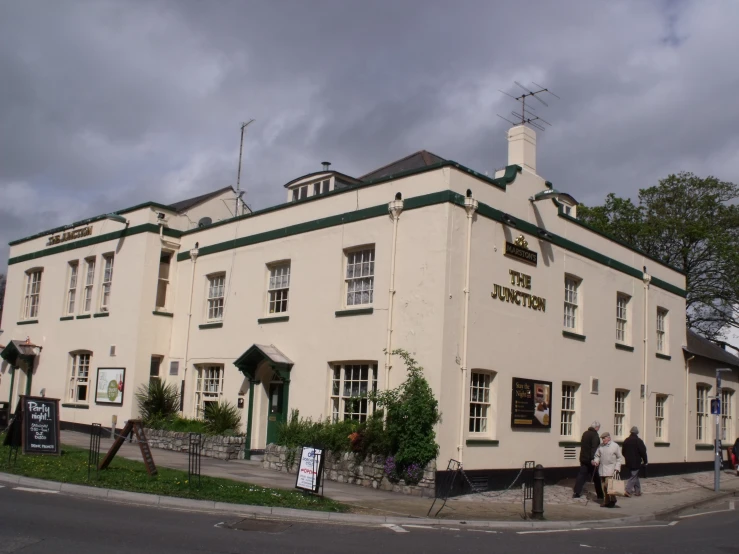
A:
[684, 355, 694, 462]
[384, 196, 404, 393]
[457, 193, 478, 465]
[182, 243, 199, 414]
[642, 270, 651, 444]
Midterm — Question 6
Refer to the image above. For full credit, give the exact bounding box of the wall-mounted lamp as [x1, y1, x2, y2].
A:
[104, 213, 129, 225]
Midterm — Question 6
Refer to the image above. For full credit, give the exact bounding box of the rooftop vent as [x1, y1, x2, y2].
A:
[198, 217, 213, 228]
[322, 161, 331, 171]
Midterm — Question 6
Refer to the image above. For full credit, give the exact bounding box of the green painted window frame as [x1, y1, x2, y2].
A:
[152, 310, 174, 318]
[335, 307, 374, 317]
[654, 442, 670, 447]
[93, 312, 109, 318]
[199, 322, 223, 330]
[76, 314, 91, 320]
[562, 330, 586, 341]
[695, 444, 713, 451]
[615, 343, 634, 352]
[62, 403, 90, 409]
[466, 439, 499, 446]
[656, 353, 672, 361]
[257, 316, 290, 324]
[17, 320, 39, 326]
[59, 316, 74, 321]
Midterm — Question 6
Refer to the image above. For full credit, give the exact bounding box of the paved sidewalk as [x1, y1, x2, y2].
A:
[61, 431, 739, 522]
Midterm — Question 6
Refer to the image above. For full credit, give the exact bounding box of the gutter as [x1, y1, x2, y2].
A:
[384, 196, 404, 394]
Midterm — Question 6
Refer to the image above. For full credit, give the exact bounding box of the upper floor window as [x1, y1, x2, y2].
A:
[563, 276, 580, 330]
[616, 294, 630, 343]
[23, 269, 43, 319]
[345, 247, 375, 307]
[100, 254, 114, 312]
[83, 257, 95, 313]
[156, 252, 172, 310]
[313, 180, 330, 196]
[207, 274, 225, 321]
[656, 308, 668, 353]
[68, 351, 91, 403]
[268, 263, 290, 314]
[66, 262, 78, 315]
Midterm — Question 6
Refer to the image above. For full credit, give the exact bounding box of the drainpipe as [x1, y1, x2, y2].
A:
[642, 270, 651, 444]
[457, 192, 478, 464]
[685, 355, 694, 462]
[182, 243, 199, 414]
[384, 195, 404, 393]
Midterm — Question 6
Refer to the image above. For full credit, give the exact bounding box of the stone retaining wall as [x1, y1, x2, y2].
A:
[263, 444, 436, 497]
[143, 428, 246, 461]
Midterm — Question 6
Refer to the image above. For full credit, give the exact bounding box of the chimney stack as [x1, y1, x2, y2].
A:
[507, 125, 536, 174]
[322, 161, 331, 171]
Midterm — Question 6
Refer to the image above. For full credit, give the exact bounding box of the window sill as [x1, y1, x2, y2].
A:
[695, 444, 714, 451]
[93, 312, 110, 318]
[17, 319, 38, 325]
[258, 315, 290, 324]
[60, 316, 74, 321]
[654, 442, 671, 447]
[153, 310, 174, 318]
[466, 439, 499, 446]
[76, 314, 91, 320]
[199, 321, 223, 329]
[558, 440, 581, 447]
[562, 330, 586, 341]
[62, 403, 89, 409]
[656, 353, 672, 361]
[335, 307, 374, 317]
[615, 342, 634, 352]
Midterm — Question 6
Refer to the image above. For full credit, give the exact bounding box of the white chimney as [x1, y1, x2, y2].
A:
[507, 125, 536, 174]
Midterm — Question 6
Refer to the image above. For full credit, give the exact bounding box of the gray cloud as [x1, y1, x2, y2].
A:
[1, 0, 738, 272]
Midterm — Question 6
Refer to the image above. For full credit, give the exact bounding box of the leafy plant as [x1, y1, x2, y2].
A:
[135, 380, 181, 424]
[203, 401, 242, 435]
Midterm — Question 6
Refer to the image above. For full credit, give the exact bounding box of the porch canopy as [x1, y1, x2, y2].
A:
[0, 340, 42, 367]
[234, 344, 293, 381]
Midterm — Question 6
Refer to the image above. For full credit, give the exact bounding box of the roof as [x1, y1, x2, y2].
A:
[684, 330, 739, 369]
[168, 186, 235, 213]
[360, 150, 446, 182]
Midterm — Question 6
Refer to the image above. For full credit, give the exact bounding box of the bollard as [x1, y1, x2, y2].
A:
[532, 464, 545, 520]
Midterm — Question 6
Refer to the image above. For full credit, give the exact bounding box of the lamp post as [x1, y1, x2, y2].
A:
[714, 368, 731, 492]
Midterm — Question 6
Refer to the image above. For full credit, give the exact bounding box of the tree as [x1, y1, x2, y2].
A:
[0, 273, 5, 328]
[578, 172, 739, 339]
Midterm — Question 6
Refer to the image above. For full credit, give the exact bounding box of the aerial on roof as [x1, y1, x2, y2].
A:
[167, 185, 237, 213]
[684, 329, 739, 368]
[360, 150, 446, 182]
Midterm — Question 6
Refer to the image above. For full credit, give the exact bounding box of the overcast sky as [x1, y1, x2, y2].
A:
[1, 0, 737, 271]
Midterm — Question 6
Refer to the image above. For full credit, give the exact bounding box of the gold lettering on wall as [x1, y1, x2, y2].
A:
[46, 226, 92, 247]
[491, 270, 546, 313]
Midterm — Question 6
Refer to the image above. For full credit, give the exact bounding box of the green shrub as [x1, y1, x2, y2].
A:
[276, 410, 357, 453]
[145, 415, 208, 434]
[204, 401, 242, 435]
[135, 379, 180, 424]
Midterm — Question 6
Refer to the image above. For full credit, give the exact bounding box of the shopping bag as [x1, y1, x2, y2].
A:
[607, 473, 626, 497]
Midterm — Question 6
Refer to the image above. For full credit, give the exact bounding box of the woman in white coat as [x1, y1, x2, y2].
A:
[593, 431, 624, 508]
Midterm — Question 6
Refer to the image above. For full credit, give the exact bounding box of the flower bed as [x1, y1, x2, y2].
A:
[263, 444, 436, 497]
[144, 428, 246, 461]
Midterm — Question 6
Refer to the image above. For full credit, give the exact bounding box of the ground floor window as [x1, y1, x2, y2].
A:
[330, 363, 377, 422]
[195, 365, 223, 417]
[560, 383, 577, 437]
[68, 352, 91, 403]
[614, 390, 628, 438]
[655, 394, 667, 441]
[697, 385, 709, 442]
[721, 389, 733, 441]
[469, 372, 492, 434]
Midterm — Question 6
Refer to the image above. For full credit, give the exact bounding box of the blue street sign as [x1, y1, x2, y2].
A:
[711, 398, 721, 415]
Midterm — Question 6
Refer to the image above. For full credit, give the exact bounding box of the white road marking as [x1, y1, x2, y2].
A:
[517, 528, 591, 534]
[678, 503, 736, 519]
[0, 485, 4, 489]
[382, 524, 409, 533]
[592, 523, 678, 530]
[14, 487, 59, 494]
[402, 525, 435, 530]
[468, 529, 498, 534]
[440, 527, 460, 531]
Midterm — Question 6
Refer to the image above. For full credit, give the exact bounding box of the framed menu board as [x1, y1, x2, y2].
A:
[511, 377, 552, 429]
[95, 368, 125, 405]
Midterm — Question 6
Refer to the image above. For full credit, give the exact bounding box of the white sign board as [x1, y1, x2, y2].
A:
[295, 446, 323, 493]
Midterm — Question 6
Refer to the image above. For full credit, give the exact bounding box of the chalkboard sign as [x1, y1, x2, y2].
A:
[295, 446, 324, 493]
[22, 396, 61, 455]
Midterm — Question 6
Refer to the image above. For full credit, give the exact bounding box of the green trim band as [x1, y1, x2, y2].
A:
[76, 314, 91, 320]
[466, 439, 499, 446]
[695, 444, 713, 451]
[335, 307, 374, 317]
[153, 311, 174, 318]
[656, 353, 672, 361]
[257, 316, 290, 324]
[558, 441, 581, 447]
[17, 320, 38, 325]
[62, 403, 90, 409]
[563, 330, 586, 341]
[654, 442, 671, 447]
[615, 343, 635, 352]
[8, 223, 182, 266]
[59, 316, 74, 321]
[93, 312, 110, 318]
[199, 322, 223, 330]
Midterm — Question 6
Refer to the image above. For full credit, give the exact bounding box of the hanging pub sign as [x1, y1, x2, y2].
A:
[511, 378, 552, 429]
[295, 446, 325, 493]
[505, 235, 538, 266]
[46, 226, 92, 247]
[22, 396, 61, 455]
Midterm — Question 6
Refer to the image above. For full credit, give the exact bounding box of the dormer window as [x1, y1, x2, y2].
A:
[313, 179, 330, 196]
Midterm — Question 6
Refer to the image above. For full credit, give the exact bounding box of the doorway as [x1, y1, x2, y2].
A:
[265, 380, 285, 445]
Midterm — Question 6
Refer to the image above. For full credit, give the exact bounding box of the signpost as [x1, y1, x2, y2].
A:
[714, 368, 731, 492]
[295, 446, 324, 494]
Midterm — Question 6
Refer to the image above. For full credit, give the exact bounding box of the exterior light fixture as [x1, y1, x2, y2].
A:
[104, 213, 128, 225]
[529, 189, 576, 204]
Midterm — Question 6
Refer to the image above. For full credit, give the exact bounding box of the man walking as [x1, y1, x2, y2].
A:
[622, 426, 648, 496]
[573, 420, 604, 500]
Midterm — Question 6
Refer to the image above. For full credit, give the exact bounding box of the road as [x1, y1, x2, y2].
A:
[0, 484, 737, 553]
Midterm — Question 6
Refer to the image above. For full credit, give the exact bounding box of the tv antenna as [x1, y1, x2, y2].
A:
[236, 119, 255, 217]
[497, 82, 559, 132]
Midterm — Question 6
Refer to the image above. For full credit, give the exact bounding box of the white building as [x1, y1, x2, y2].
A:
[1, 126, 736, 484]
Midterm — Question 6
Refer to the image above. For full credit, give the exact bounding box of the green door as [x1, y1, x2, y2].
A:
[265, 382, 285, 445]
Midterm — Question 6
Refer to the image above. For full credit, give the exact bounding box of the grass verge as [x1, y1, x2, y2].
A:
[0, 438, 346, 512]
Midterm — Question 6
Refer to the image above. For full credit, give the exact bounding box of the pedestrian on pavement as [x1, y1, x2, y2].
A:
[622, 426, 648, 497]
[732, 438, 739, 476]
[573, 420, 605, 500]
[593, 431, 624, 508]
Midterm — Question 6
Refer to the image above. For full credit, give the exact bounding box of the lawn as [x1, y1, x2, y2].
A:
[0, 437, 346, 512]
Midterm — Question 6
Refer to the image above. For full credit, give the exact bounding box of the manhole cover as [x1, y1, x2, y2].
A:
[222, 518, 293, 534]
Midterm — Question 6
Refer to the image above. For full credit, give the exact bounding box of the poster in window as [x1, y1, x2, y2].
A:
[95, 368, 126, 405]
[511, 377, 552, 428]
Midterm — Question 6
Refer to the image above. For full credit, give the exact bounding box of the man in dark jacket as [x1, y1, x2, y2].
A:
[573, 421, 604, 499]
[622, 426, 648, 496]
